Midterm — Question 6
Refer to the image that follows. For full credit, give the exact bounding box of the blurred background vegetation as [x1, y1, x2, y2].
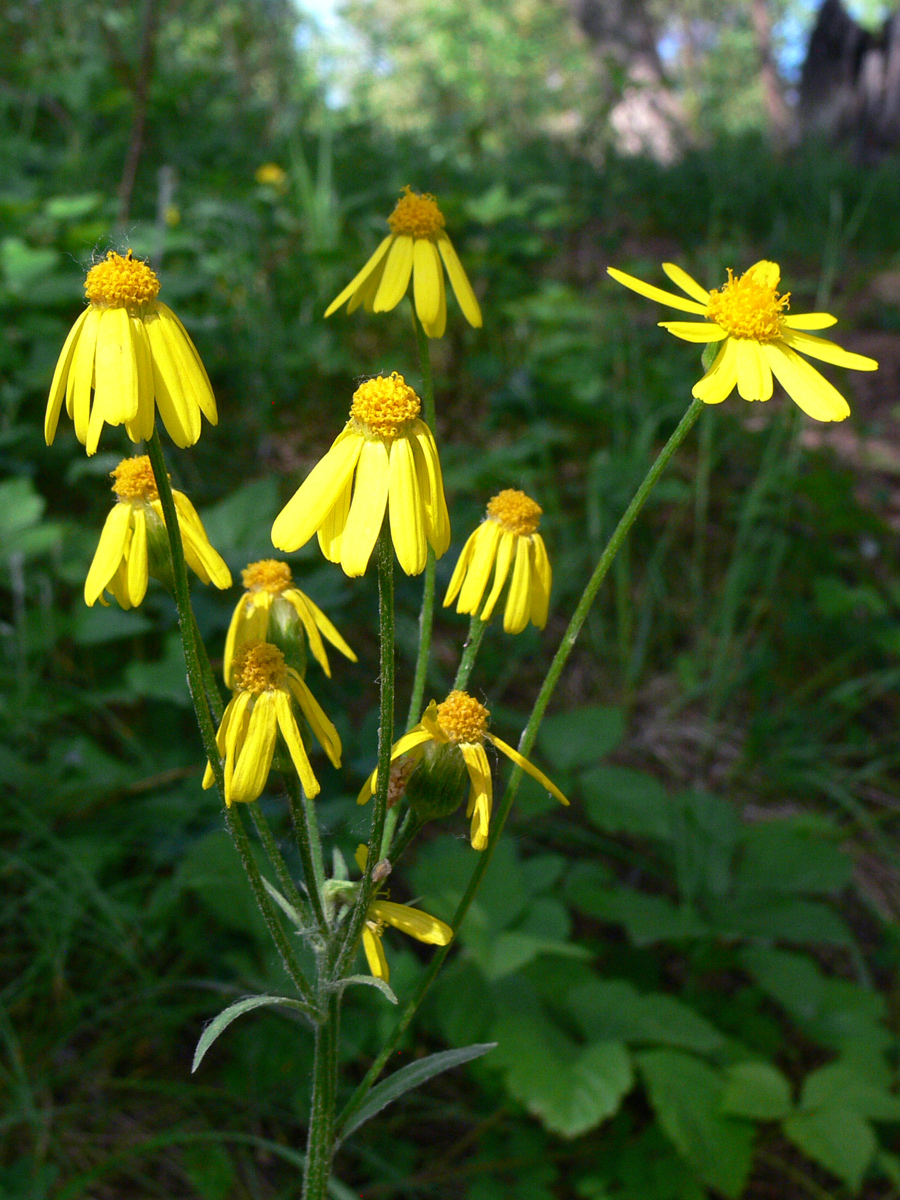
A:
[3, 0, 900, 1196]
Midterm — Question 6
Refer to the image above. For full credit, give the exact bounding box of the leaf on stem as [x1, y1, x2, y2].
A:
[192, 995, 311, 1073]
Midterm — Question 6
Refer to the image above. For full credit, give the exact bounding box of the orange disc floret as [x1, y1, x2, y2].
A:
[387, 186, 446, 239]
[84, 250, 160, 309]
[486, 489, 542, 536]
[436, 691, 490, 744]
[241, 559, 293, 594]
[111, 455, 159, 502]
[705, 267, 790, 342]
[350, 372, 421, 439]
[233, 641, 288, 694]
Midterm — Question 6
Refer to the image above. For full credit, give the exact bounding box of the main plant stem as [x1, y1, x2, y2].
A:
[336, 396, 705, 1135]
[303, 990, 340, 1200]
[145, 430, 315, 1011]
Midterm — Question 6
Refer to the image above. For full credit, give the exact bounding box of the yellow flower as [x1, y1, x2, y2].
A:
[354, 846, 452, 984]
[45, 250, 218, 455]
[202, 641, 341, 806]
[84, 456, 231, 609]
[255, 162, 287, 188]
[271, 373, 450, 577]
[444, 489, 551, 634]
[607, 260, 878, 422]
[324, 185, 482, 338]
[224, 559, 357, 686]
[358, 691, 568, 851]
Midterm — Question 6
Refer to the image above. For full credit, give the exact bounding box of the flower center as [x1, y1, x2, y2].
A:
[242, 559, 293, 594]
[84, 250, 161, 310]
[387, 186, 446, 239]
[486, 489, 542, 536]
[111, 456, 158, 502]
[705, 267, 790, 342]
[233, 641, 288, 694]
[436, 691, 489, 744]
[350, 372, 421, 439]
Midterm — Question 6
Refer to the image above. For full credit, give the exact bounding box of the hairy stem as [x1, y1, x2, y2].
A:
[452, 616, 487, 692]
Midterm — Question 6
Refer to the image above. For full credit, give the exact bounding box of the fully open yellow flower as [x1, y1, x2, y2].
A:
[202, 641, 341, 806]
[353, 846, 452, 983]
[607, 260, 878, 422]
[45, 250, 218, 455]
[358, 691, 568, 851]
[224, 559, 357, 686]
[444, 489, 551, 634]
[324, 186, 482, 338]
[84, 456, 231, 609]
[271, 373, 450, 577]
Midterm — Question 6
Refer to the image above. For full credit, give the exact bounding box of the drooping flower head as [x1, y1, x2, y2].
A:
[202, 640, 341, 806]
[444, 489, 551, 634]
[271, 372, 450, 577]
[607, 260, 878, 421]
[45, 250, 218, 455]
[224, 559, 357, 687]
[324, 186, 482, 338]
[84, 455, 231, 609]
[352, 846, 452, 984]
[358, 690, 568, 851]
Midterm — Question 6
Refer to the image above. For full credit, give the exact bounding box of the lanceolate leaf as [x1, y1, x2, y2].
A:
[337, 974, 399, 1004]
[192, 995, 311, 1073]
[337, 1043, 497, 1145]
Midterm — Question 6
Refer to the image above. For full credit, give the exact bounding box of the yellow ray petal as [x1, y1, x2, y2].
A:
[93, 307, 139, 427]
[745, 260, 780, 288]
[782, 313, 838, 331]
[370, 900, 453, 945]
[461, 742, 492, 850]
[529, 534, 551, 629]
[358, 728, 432, 803]
[84, 504, 133, 606]
[735, 338, 773, 402]
[443, 527, 480, 607]
[692, 336, 738, 404]
[145, 310, 202, 447]
[362, 925, 390, 981]
[222, 690, 252, 797]
[607, 267, 709, 315]
[287, 670, 342, 767]
[229, 692, 278, 804]
[763, 342, 851, 422]
[295, 590, 356, 661]
[285, 590, 331, 674]
[158, 304, 218, 422]
[125, 504, 149, 606]
[436, 232, 482, 327]
[124, 317, 156, 442]
[69, 307, 100, 447]
[373, 235, 414, 312]
[388, 435, 426, 575]
[779, 328, 878, 371]
[325, 235, 394, 317]
[659, 321, 727, 343]
[223, 596, 248, 688]
[316, 466, 353, 563]
[341, 437, 390, 576]
[454, 522, 501, 614]
[503, 536, 532, 634]
[479, 532, 515, 622]
[45, 308, 90, 444]
[487, 734, 569, 806]
[421, 252, 447, 338]
[272, 432, 363, 552]
[413, 237, 442, 328]
[661, 262, 711, 304]
[408, 420, 450, 554]
[172, 492, 231, 588]
[273, 690, 319, 797]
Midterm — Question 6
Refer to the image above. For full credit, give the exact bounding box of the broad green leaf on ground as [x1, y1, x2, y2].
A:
[537, 705, 625, 769]
[568, 979, 725, 1054]
[800, 1060, 900, 1121]
[783, 1107, 876, 1192]
[493, 1011, 633, 1138]
[579, 765, 671, 839]
[477, 930, 589, 982]
[567, 886, 708, 945]
[337, 1043, 497, 1144]
[637, 1050, 754, 1198]
[721, 1062, 793, 1120]
[740, 947, 825, 1022]
[713, 898, 853, 946]
[735, 822, 852, 896]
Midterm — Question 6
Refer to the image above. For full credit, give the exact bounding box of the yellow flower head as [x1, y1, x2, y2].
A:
[353, 846, 452, 983]
[45, 250, 218, 456]
[255, 162, 287, 188]
[358, 690, 568, 851]
[607, 260, 878, 422]
[202, 640, 341, 806]
[324, 185, 483, 339]
[84, 455, 231, 609]
[444, 488, 551, 634]
[224, 558, 357, 686]
[271, 373, 451, 577]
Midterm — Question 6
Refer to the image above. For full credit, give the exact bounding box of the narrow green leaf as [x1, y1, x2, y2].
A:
[337, 1043, 497, 1145]
[261, 875, 306, 930]
[337, 974, 398, 1004]
[192, 995, 310, 1073]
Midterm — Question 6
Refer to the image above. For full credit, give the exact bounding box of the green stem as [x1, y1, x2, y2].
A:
[283, 772, 329, 937]
[192, 612, 224, 722]
[335, 396, 704, 1136]
[248, 800, 312, 928]
[453, 617, 487, 692]
[302, 989, 340, 1200]
[145, 429, 314, 1010]
[335, 526, 395, 976]
[387, 810, 425, 864]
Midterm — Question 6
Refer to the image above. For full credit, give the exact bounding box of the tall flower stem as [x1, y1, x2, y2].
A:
[302, 989, 340, 1200]
[335, 396, 705, 1136]
[283, 772, 329, 937]
[145, 429, 314, 1010]
[453, 616, 486, 691]
[336, 526, 395, 971]
[248, 800, 312, 927]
